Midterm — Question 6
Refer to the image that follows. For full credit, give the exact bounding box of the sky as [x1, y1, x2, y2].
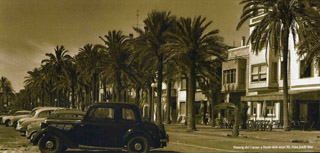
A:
[0, 0, 249, 92]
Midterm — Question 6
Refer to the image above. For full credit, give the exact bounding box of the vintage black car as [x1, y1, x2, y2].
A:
[33, 103, 168, 153]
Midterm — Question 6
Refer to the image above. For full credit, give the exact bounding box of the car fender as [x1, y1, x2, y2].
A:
[32, 126, 78, 148]
[122, 128, 155, 147]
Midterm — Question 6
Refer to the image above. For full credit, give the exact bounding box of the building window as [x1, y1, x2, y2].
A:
[267, 101, 275, 116]
[223, 69, 236, 84]
[181, 78, 186, 90]
[300, 59, 313, 78]
[271, 62, 278, 83]
[251, 64, 267, 82]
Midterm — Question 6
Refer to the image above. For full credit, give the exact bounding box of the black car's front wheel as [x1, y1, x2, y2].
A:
[38, 135, 63, 153]
[127, 136, 150, 153]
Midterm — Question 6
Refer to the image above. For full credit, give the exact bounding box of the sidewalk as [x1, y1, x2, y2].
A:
[158, 123, 320, 152]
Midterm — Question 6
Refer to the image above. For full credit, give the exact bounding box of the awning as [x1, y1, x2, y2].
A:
[241, 92, 283, 101]
[214, 103, 236, 110]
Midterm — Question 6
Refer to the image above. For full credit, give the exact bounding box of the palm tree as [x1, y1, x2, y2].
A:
[60, 58, 80, 108]
[99, 30, 137, 103]
[237, 0, 319, 131]
[24, 68, 42, 107]
[171, 16, 226, 132]
[42, 45, 72, 107]
[76, 44, 104, 104]
[0, 76, 14, 109]
[134, 10, 176, 125]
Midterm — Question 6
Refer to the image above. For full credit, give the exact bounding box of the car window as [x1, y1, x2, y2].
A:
[122, 108, 135, 121]
[88, 107, 114, 120]
[38, 110, 52, 118]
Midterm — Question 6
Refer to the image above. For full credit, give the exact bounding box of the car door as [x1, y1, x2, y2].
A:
[114, 107, 138, 145]
[79, 107, 117, 147]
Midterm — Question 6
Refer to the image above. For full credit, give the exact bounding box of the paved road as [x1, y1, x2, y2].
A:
[1, 123, 320, 152]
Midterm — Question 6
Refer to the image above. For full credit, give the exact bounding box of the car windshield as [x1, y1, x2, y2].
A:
[50, 113, 84, 118]
[15, 112, 30, 115]
[31, 111, 36, 117]
[8, 110, 17, 115]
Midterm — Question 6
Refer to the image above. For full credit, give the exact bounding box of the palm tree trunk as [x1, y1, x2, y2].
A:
[156, 55, 164, 126]
[282, 24, 290, 131]
[211, 91, 218, 127]
[232, 105, 240, 137]
[85, 86, 90, 109]
[148, 84, 153, 122]
[187, 57, 196, 132]
[166, 79, 172, 124]
[135, 87, 141, 106]
[96, 81, 100, 103]
[71, 85, 75, 108]
[1, 96, 4, 109]
[185, 76, 189, 126]
[103, 83, 107, 101]
[116, 71, 122, 102]
[41, 91, 45, 107]
[93, 73, 97, 103]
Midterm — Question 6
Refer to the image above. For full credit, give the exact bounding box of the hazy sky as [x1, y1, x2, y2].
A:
[0, 0, 249, 92]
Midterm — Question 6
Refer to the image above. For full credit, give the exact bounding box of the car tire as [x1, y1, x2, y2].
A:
[61, 146, 67, 152]
[5, 120, 10, 127]
[127, 136, 149, 153]
[38, 135, 63, 153]
[13, 121, 17, 129]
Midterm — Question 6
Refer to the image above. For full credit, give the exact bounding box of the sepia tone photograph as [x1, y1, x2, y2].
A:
[0, 0, 320, 152]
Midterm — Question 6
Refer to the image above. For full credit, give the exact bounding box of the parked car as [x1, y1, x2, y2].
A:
[33, 103, 168, 153]
[0, 110, 9, 115]
[0, 110, 10, 122]
[27, 109, 85, 141]
[16, 107, 65, 134]
[9, 107, 48, 128]
[2, 110, 31, 126]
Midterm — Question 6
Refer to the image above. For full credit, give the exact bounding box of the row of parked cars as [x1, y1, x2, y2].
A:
[0, 107, 85, 141]
[0, 103, 169, 153]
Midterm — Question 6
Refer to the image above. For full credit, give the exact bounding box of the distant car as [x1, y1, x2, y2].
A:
[0, 110, 10, 122]
[0, 110, 9, 115]
[9, 107, 46, 128]
[2, 110, 31, 126]
[16, 107, 65, 134]
[27, 109, 85, 142]
[33, 103, 168, 153]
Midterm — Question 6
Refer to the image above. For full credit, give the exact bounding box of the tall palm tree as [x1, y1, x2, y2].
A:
[60, 58, 80, 108]
[237, 0, 319, 131]
[134, 10, 176, 125]
[24, 68, 42, 107]
[42, 45, 72, 107]
[0, 76, 14, 109]
[76, 44, 103, 104]
[99, 30, 136, 103]
[171, 16, 226, 132]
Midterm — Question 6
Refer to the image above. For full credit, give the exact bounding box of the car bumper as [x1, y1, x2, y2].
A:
[159, 134, 169, 147]
[20, 130, 26, 136]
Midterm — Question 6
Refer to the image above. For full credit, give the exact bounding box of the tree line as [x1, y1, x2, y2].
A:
[8, 10, 227, 132]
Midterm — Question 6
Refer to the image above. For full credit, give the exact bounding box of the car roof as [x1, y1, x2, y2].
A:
[52, 110, 86, 115]
[16, 110, 31, 113]
[35, 107, 65, 112]
[90, 102, 138, 108]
